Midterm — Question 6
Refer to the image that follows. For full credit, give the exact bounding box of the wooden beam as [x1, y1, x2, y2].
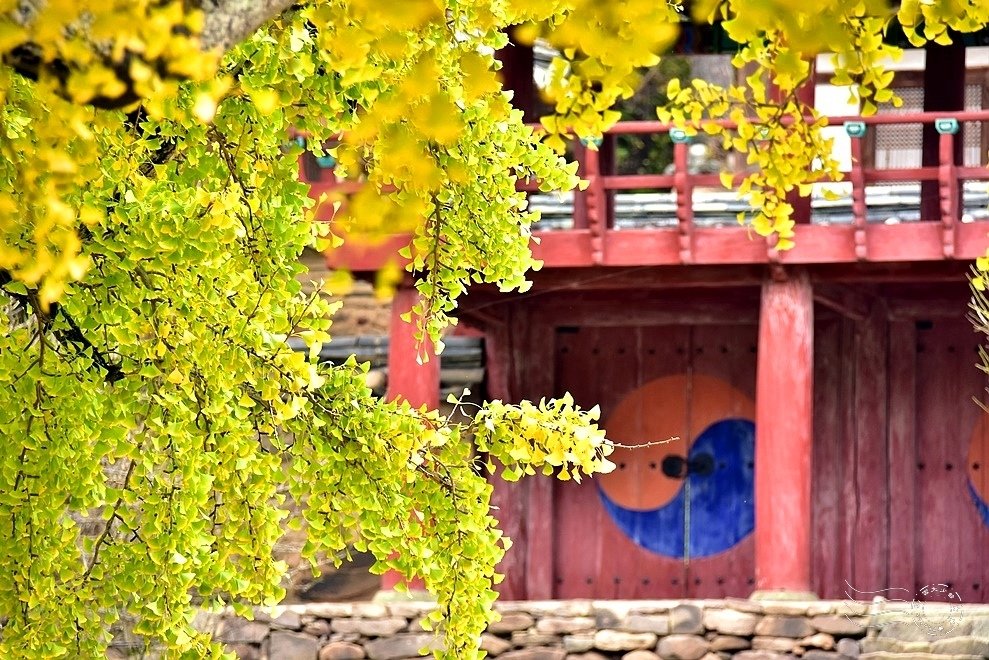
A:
[754, 269, 814, 593]
[887, 321, 917, 592]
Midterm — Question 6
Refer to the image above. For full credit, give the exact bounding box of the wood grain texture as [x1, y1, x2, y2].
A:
[755, 270, 814, 592]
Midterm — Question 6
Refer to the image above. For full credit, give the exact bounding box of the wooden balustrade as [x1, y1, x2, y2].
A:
[314, 111, 989, 271]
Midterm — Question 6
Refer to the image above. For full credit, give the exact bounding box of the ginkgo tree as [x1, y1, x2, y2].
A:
[0, 0, 988, 658]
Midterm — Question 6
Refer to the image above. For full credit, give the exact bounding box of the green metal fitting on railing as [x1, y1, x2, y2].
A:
[844, 121, 867, 138]
[669, 128, 690, 144]
[935, 118, 959, 135]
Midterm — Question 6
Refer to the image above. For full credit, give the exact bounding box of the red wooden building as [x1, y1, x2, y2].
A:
[304, 38, 989, 603]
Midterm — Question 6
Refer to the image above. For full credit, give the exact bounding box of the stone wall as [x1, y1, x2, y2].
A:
[189, 598, 989, 660]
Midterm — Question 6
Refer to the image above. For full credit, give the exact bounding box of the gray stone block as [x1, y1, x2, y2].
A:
[513, 631, 562, 647]
[563, 633, 596, 653]
[352, 604, 388, 619]
[836, 637, 860, 658]
[704, 609, 761, 636]
[481, 633, 513, 656]
[264, 631, 318, 660]
[499, 648, 567, 660]
[490, 613, 537, 634]
[710, 635, 751, 652]
[304, 603, 354, 619]
[536, 617, 597, 634]
[670, 605, 705, 635]
[755, 617, 815, 639]
[802, 652, 842, 660]
[623, 652, 661, 660]
[812, 616, 867, 636]
[217, 619, 270, 644]
[355, 617, 407, 637]
[800, 633, 836, 650]
[657, 634, 711, 660]
[318, 641, 366, 660]
[752, 637, 798, 653]
[733, 651, 786, 660]
[303, 619, 331, 637]
[595, 629, 659, 652]
[930, 636, 989, 656]
[622, 615, 671, 635]
[226, 643, 262, 660]
[364, 633, 439, 660]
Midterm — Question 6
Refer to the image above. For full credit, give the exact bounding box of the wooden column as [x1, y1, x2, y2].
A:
[754, 269, 814, 594]
[921, 40, 966, 221]
[381, 286, 439, 591]
[385, 287, 439, 409]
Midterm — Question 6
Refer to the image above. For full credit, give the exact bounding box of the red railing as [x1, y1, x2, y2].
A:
[309, 110, 989, 271]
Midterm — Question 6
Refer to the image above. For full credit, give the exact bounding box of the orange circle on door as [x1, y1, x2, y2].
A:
[969, 413, 989, 525]
[598, 374, 755, 510]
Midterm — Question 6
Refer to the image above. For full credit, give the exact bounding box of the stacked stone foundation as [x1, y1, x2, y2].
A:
[167, 599, 989, 660]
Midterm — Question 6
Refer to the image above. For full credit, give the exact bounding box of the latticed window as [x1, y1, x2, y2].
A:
[870, 76, 988, 168]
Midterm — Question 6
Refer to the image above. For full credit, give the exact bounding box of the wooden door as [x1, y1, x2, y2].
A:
[551, 324, 757, 599]
[913, 318, 989, 602]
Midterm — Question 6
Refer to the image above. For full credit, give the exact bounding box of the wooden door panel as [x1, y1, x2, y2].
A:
[686, 325, 757, 598]
[552, 323, 757, 599]
[552, 325, 688, 598]
[915, 318, 989, 602]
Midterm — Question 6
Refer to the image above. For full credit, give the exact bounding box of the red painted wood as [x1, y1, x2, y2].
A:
[673, 142, 694, 263]
[550, 318, 761, 599]
[955, 222, 989, 259]
[686, 323, 758, 598]
[887, 320, 918, 593]
[939, 131, 958, 257]
[863, 167, 940, 183]
[490, 304, 533, 600]
[382, 287, 439, 591]
[323, 234, 411, 271]
[601, 174, 676, 189]
[601, 229, 680, 266]
[308, 114, 989, 273]
[529, 230, 594, 266]
[848, 304, 889, 592]
[755, 271, 813, 592]
[810, 315, 849, 598]
[385, 288, 439, 408]
[837, 318, 860, 600]
[518, 313, 557, 600]
[914, 318, 989, 602]
[323, 219, 989, 273]
[864, 223, 944, 262]
[849, 136, 867, 259]
[583, 147, 606, 264]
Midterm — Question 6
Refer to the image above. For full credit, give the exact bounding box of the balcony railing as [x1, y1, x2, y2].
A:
[305, 110, 989, 270]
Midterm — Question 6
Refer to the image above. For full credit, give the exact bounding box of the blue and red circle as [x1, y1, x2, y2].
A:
[597, 375, 755, 559]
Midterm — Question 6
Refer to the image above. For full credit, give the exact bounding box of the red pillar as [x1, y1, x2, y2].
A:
[754, 269, 814, 595]
[381, 286, 439, 591]
[385, 287, 439, 409]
